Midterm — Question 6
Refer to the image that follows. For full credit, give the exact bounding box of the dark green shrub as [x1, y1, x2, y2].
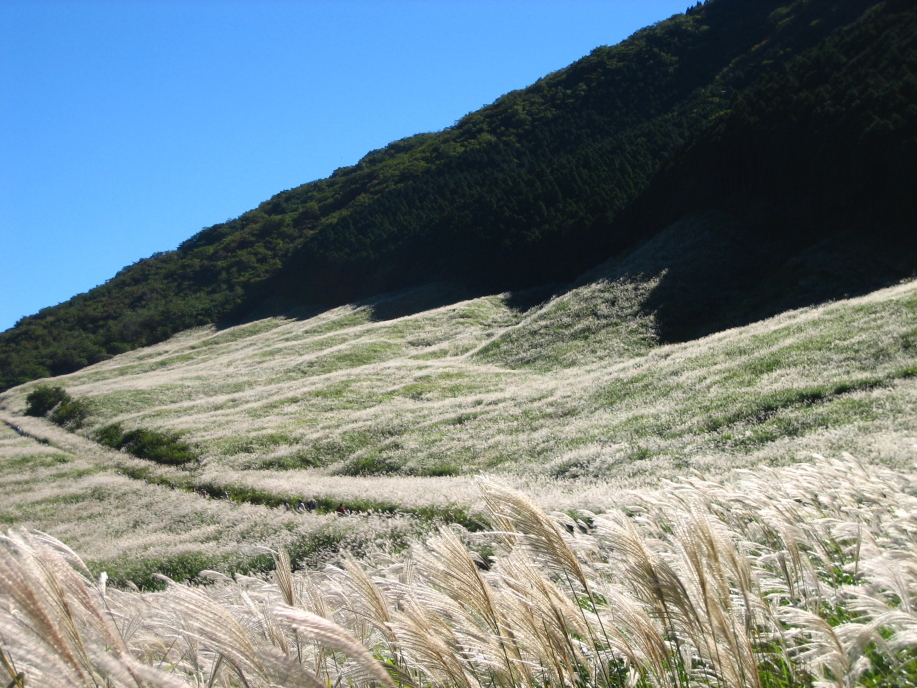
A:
[95, 423, 196, 465]
[24, 385, 70, 417]
[50, 398, 91, 429]
[24, 384, 92, 429]
[123, 428, 196, 465]
[96, 423, 125, 448]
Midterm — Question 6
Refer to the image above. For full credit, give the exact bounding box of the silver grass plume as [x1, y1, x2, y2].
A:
[412, 526, 526, 685]
[0, 530, 190, 687]
[478, 477, 590, 592]
[496, 547, 594, 687]
[273, 605, 399, 688]
[155, 577, 327, 688]
[389, 596, 483, 688]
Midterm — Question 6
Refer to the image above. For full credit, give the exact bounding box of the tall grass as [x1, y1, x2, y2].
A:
[2, 454, 916, 687]
[3, 279, 914, 484]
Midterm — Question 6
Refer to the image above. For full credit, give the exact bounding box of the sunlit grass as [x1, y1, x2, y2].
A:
[0, 419, 428, 589]
[3, 279, 916, 481]
[0, 277, 915, 588]
[3, 454, 917, 687]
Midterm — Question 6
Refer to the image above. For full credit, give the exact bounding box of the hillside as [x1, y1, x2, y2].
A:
[1, 271, 916, 688]
[2, 269, 915, 584]
[2, 0, 916, 390]
[4, 1, 917, 682]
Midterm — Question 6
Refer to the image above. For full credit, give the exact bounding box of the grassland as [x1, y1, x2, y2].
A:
[3, 453, 917, 687]
[0, 417, 426, 590]
[1, 269, 916, 686]
[0, 270, 915, 589]
[3, 273, 915, 483]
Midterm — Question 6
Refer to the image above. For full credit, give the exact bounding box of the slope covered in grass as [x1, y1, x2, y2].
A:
[3, 274, 914, 483]
[0, 274, 914, 590]
[0, 417, 429, 590]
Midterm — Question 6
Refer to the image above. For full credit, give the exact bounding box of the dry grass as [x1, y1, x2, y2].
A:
[0, 278, 914, 590]
[2, 278, 914, 486]
[3, 453, 917, 687]
[0, 418, 425, 590]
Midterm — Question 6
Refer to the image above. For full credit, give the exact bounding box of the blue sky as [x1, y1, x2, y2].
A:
[1, 0, 689, 333]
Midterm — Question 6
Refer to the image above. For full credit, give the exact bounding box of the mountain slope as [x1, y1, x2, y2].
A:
[1, 0, 915, 391]
[1, 267, 915, 583]
[3, 275, 914, 481]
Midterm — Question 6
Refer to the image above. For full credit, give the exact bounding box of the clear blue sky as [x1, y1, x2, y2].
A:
[1, 0, 689, 333]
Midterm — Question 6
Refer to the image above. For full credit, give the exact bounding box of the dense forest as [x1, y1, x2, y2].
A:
[2, 0, 915, 391]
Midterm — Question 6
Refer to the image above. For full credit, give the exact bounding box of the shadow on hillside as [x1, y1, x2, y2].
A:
[364, 281, 560, 322]
[363, 283, 475, 322]
[222, 212, 915, 343]
[501, 283, 565, 313]
[219, 298, 326, 329]
[620, 213, 917, 343]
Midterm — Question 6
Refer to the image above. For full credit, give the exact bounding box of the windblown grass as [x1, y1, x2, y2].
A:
[1, 279, 914, 484]
[3, 454, 916, 687]
[0, 278, 914, 587]
[0, 419, 425, 590]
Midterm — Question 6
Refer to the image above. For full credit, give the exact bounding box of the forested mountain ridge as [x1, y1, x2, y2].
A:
[2, 0, 916, 391]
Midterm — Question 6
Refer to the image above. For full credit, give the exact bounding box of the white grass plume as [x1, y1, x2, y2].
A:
[0, 529, 192, 687]
[3, 454, 917, 687]
[273, 606, 398, 688]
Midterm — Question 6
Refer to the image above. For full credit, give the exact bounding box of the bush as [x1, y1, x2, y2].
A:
[96, 424, 197, 465]
[96, 423, 125, 449]
[50, 398, 91, 429]
[24, 385, 70, 417]
[24, 384, 91, 429]
[121, 429, 196, 465]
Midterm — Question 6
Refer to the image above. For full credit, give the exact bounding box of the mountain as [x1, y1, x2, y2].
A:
[2, 0, 916, 391]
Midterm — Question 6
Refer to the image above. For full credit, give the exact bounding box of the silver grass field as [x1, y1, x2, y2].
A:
[2, 455, 917, 687]
[0, 274, 916, 686]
